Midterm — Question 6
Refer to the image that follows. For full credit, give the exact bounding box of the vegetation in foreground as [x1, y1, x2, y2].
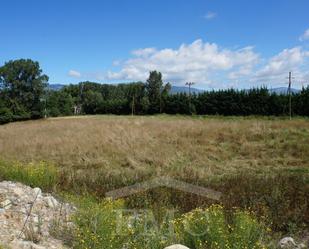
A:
[70, 199, 269, 249]
[0, 116, 308, 248]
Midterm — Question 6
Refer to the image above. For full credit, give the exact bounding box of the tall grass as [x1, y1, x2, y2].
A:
[68, 197, 269, 249]
[0, 116, 308, 180]
[216, 172, 309, 232]
[0, 160, 59, 191]
[0, 116, 308, 236]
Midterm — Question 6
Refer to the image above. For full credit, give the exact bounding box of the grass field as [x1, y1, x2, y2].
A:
[0, 115, 308, 241]
[1, 115, 308, 178]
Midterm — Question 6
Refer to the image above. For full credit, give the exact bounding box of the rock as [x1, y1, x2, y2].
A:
[44, 196, 58, 208]
[0, 181, 74, 249]
[10, 240, 47, 249]
[0, 199, 12, 209]
[33, 187, 42, 197]
[278, 237, 298, 248]
[13, 186, 26, 197]
[298, 243, 306, 249]
[164, 245, 191, 249]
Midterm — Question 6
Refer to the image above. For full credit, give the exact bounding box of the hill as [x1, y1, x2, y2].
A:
[269, 87, 300, 94]
[48, 84, 301, 95]
[170, 86, 205, 94]
[48, 84, 65, 90]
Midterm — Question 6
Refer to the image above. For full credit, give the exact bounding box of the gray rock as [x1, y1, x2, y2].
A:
[0, 181, 74, 249]
[298, 243, 306, 249]
[0, 199, 12, 209]
[10, 240, 46, 249]
[33, 187, 42, 197]
[44, 196, 59, 209]
[278, 237, 298, 249]
[164, 245, 191, 249]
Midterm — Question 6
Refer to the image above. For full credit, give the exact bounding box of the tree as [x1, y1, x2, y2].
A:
[0, 59, 48, 119]
[83, 90, 103, 114]
[0, 107, 13, 124]
[160, 82, 171, 113]
[145, 71, 170, 113]
[46, 90, 74, 117]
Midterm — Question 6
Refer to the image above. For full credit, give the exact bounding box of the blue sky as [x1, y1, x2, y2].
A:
[1, 0, 309, 89]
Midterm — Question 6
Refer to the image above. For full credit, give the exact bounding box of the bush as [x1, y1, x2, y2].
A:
[70, 198, 268, 249]
[218, 173, 309, 232]
[0, 107, 13, 124]
[72, 198, 129, 249]
[0, 161, 59, 191]
[175, 205, 267, 249]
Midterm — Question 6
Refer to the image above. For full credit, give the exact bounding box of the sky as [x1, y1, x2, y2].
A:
[1, 0, 309, 89]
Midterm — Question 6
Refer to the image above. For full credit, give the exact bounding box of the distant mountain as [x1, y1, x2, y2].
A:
[170, 86, 205, 94]
[268, 87, 300, 95]
[48, 84, 65, 90]
[48, 83, 206, 94]
[48, 84, 301, 95]
[171, 86, 302, 95]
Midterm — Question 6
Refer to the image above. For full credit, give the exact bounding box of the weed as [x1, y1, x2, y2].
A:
[0, 160, 59, 191]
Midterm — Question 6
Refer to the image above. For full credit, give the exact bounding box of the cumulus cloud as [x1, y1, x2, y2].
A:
[204, 12, 217, 20]
[68, 70, 81, 78]
[107, 39, 260, 86]
[299, 28, 309, 41]
[68, 70, 105, 81]
[70, 38, 309, 88]
[132, 48, 157, 57]
[255, 47, 309, 83]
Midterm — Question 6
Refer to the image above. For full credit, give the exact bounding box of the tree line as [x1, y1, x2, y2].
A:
[1, 59, 309, 124]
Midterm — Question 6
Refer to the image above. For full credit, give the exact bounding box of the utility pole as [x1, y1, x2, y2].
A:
[131, 95, 135, 116]
[45, 86, 48, 118]
[185, 82, 195, 99]
[159, 90, 162, 113]
[185, 82, 195, 112]
[287, 72, 294, 120]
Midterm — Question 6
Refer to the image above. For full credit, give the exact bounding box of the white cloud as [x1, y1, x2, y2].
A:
[68, 70, 105, 81]
[299, 28, 309, 41]
[70, 38, 309, 89]
[68, 70, 81, 78]
[255, 47, 309, 83]
[132, 48, 157, 57]
[204, 12, 217, 20]
[106, 39, 260, 87]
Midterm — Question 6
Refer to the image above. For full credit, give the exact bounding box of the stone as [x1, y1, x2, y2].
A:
[10, 240, 48, 249]
[164, 244, 191, 249]
[33, 187, 42, 197]
[278, 237, 297, 248]
[44, 196, 59, 208]
[0, 199, 12, 209]
[0, 181, 74, 249]
[13, 187, 26, 197]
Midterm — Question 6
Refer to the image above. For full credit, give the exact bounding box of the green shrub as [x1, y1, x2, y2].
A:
[72, 197, 129, 249]
[0, 107, 13, 124]
[71, 197, 175, 249]
[174, 205, 267, 249]
[0, 161, 59, 191]
[71, 198, 268, 249]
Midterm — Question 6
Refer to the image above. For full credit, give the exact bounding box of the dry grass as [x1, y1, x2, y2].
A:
[0, 115, 308, 184]
[1, 115, 308, 232]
